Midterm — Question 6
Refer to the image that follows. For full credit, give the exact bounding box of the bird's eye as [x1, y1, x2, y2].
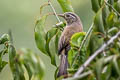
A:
[66, 14, 70, 17]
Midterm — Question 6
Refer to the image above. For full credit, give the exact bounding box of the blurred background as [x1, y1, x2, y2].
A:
[0, 0, 94, 80]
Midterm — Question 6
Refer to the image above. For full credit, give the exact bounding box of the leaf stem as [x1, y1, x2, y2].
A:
[40, 2, 49, 16]
[48, 0, 61, 22]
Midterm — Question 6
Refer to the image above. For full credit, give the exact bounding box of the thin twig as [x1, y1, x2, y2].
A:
[78, 23, 94, 52]
[63, 71, 92, 80]
[40, 2, 49, 16]
[48, 0, 61, 22]
[72, 23, 94, 67]
[74, 31, 120, 77]
[105, 0, 120, 17]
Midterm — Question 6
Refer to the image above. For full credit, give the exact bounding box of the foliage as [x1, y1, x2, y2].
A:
[0, 0, 120, 80]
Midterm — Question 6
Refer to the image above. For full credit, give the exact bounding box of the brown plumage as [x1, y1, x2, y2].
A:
[57, 12, 83, 78]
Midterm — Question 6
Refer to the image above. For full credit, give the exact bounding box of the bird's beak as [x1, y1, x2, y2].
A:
[57, 14, 65, 18]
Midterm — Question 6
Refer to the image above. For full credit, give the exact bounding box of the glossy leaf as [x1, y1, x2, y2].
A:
[55, 30, 61, 54]
[20, 49, 45, 80]
[0, 60, 7, 72]
[102, 5, 109, 30]
[54, 67, 59, 80]
[8, 44, 25, 80]
[24, 64, 32, 80]
[45, 28, 57, 55]
[0, 34, 9, 44]
[106, 12, 115, 28]
[94, 9, 105, 34]
[101, 64, 112, 80]
[68, 49, 77, 67]
[91, 0, 100, 13]
[70, 32, 86, 47]
[108, 0, 114, 5]
[35, 15, 48, 54]
[94, 58, 104, 80]
[57, 0, 74, 12]
[45, 28, 58, 66]
[0, 48, 7, 59]
[8, 45, 16, 69]
[112, 56, 120, 76]
[88, 32, 104, 54]
[108, 0, 114, 11]
[114, 1, 120, 13]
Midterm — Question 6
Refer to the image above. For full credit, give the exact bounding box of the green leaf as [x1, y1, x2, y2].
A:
[45, 28, 58, 66]
[54, 67, 59, 80]
[108, 0, 114, 11]
[88, 32, 104, 54]
[20, 48, 45, 80]
[0, 48, 7, 59]
[0, 34, 9, 44]
[55, 30, 61, 54]
[24, 64, 32, 80]
[57, 0, 74, 12]
[106, 12, 120, 28]
[114, 0, 118, 2]
[106, 12, 115, 28]
[45, 28, 57, 55]
[94, 9, 105, 34]
[35, 15, 48, 54]
[68, 49, 77, 67]
[70, 32, 86, 47]
[0, 60, 8, 72]
[108, 0, 114, 5]
[114, 1, 120, 13]
[91, 0, 100, 13]
[0, 47, 8, 72]
[46, 28, 57, 42]
[8, 44, 25, 80]
[101, 64, 112, 80]
[112, 56, 120, 76]
[102, 5, 109, 30]
[8, 45, 16, 67]
[94, 58, 104, 80]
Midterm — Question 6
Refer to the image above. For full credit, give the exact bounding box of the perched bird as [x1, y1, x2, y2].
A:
[57, 12, 83, 78]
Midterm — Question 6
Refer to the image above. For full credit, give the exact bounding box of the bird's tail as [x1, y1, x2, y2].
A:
[57, 52, 68, 78]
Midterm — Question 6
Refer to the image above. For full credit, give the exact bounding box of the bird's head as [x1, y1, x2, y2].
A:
[58, 12, 81, 25]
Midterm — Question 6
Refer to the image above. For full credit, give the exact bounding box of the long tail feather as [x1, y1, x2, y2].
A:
[57, 53, 68, 78]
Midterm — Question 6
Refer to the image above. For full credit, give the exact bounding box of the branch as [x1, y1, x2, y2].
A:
[40, 2, 49, 16]
[63, 71, 92, 80]
[72, 23, 94, 67]
[105, 0, 120, 17]
[48, 0, 61, 22]
[74, 31, 120, 78]
[78, 23, 94, 52]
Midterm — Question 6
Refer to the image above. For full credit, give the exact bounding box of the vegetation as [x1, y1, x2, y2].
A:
[0, 0, 120, 80]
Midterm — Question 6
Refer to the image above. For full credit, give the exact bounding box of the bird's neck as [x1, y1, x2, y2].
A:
[66, 20, 83, 31]
[67, 20, 82, 27]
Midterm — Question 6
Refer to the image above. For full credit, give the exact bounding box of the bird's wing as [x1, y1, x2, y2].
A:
[58, 35, 69, 55]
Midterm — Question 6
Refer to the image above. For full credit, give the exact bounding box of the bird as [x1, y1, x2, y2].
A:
[57, 12, 83, 78]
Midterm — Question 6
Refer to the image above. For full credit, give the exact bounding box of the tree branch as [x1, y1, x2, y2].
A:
[105, 0, 120, 17]
[63, 71, 92, 80]
[78, 23, 94, 52]
[74, 31, 120, 78]
[40, 2, 49, 16]
[48, 0, 61, 22]
[72, 23, 94, 67]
